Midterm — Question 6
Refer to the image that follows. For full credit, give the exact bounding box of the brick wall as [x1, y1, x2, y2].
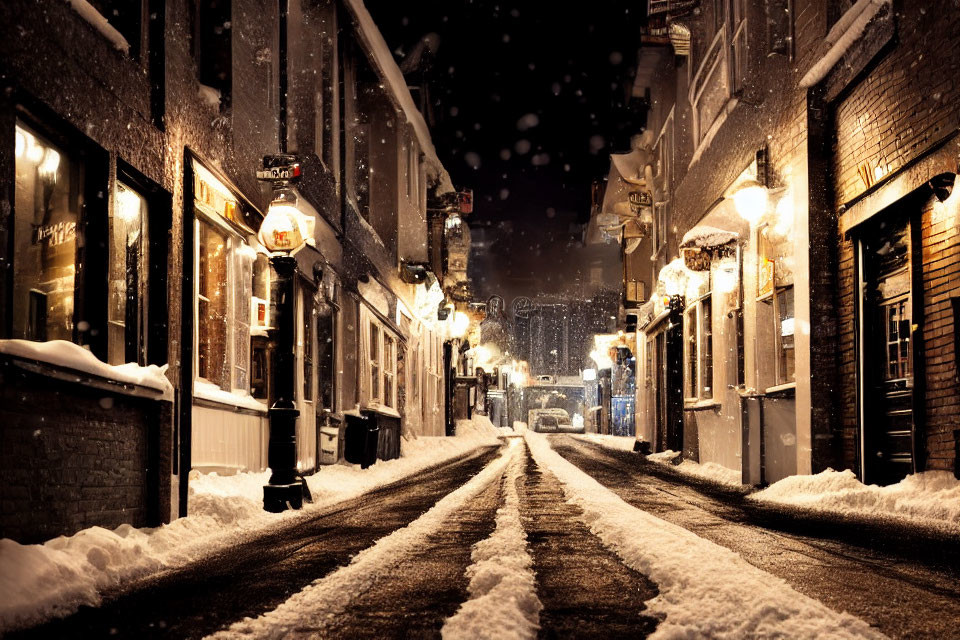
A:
[832, 0, 960, 476]
[0, 359, 173, 544]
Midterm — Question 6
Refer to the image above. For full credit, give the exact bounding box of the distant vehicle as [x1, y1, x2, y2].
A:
[530, 408, 584, 434]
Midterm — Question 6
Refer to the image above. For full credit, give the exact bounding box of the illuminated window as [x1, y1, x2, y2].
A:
[383, 335, 396, 408]
[12, 123, 81, 344]
[197, 220, 229, 389]
[370, 322, 380, 401]
[108, 181, 149, 365]
[684, 296, 713, 401]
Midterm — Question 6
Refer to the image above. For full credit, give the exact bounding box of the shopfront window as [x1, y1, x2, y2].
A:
[197, 219, 229, 389]
[370, 322, 380, 401]
[684, 296, 713, 401]
[383, 334, 396, 408]
[758, 225, 796, 387]
[302, 290, 314, 403]
[13, 123, 81, 344]
[108, 181, 149, 365]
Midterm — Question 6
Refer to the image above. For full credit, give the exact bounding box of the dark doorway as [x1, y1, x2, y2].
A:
[858, 215, 918, 485]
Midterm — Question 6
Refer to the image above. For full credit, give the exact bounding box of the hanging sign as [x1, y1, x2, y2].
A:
[758, 258, 775, 298]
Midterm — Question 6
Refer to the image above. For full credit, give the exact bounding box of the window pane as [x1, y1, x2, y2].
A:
[685, 308, 697, 398]
[702, 298, 713, 399]
[778, 288, 796, 384]
[109, 181, 148, 365]
[198, 220, 229, 389]
[370, 322, 380, 401]
[302, 292, 313, 402]
[13, 123, 81, 344]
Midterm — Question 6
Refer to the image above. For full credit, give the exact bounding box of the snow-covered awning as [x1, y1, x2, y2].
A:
[679, 225, 739, 250]
[344, 0, 454, 194]
[611, 149, 650, 186]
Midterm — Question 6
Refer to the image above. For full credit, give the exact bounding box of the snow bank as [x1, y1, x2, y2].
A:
[209, 441, 519, 639]
[0, 427, 501, 633]
[527, 432, 882, 639]
[645, 449, 742, 487]
[751, 468, 960, 532]
[574, 433, 637, 452]
[442, 443, 542, 640]
[0, 339, 173, 400]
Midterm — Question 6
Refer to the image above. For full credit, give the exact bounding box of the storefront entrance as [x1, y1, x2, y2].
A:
[858, 215, 918, 485]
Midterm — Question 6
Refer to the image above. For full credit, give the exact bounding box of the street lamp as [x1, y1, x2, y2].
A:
[257, 155, 307, 513]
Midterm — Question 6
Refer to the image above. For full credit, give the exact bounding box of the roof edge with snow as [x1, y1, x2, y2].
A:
[344, 0, 455, 194]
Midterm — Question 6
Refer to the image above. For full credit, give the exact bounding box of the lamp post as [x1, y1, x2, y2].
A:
[257, 155, 307, 512]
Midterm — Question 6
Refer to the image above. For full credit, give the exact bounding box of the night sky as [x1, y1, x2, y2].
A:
[365, 0, 645, 304]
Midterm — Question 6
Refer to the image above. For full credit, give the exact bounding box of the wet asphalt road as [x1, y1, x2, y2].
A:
[552, 435, 960, 640]
[517, 447, 660, 639]
[11, 436, 960, 639]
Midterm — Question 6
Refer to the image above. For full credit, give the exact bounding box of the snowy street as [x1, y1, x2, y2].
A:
[8, 433, 958, 639]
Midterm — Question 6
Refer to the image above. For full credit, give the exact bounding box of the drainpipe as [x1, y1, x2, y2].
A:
[278, 0, 288, 154]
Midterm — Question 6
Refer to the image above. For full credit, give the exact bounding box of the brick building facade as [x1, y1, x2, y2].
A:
[0, 0, 465, 543]
[596, 0, 958, 486]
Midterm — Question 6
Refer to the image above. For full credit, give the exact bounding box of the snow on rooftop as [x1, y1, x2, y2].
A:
[751, 468, 960, 533]
[0, 339, 172, 400]
[799, 0, 891, 88]
[344, 0, 454, 194]
[526, 432, 884, 639]
[66, 0, 131, 54]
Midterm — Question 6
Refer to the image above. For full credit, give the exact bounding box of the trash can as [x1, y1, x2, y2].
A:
[344, 411, 380, 469]
[319, 424, 340, 465]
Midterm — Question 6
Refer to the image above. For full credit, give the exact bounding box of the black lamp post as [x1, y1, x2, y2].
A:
[257, 155, 307, 512]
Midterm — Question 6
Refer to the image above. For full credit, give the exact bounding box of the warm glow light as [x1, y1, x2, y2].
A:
[258, 202, 305, 253]
[582, 368, 597, 381]
[115, 183, 143, 223]
[449, 310, 471, 338]
[713, 261, 738, 294]
[37, 148, 60, 181]
[773, 190, 794, 237]
[25, 134, 44, 164]
[15, 129, 26, 159]
[732, 180, 768, 224]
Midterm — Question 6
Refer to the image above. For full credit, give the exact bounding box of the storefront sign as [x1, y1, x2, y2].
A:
[628, 190, 652, 207]
[33, 221, 76, 247]
[758, 258, 775, 297]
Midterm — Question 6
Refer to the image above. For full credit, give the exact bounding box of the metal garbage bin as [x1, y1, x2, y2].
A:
[344, 411, 379, 469]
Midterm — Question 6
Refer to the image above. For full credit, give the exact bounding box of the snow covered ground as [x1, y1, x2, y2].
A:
[751, 468, 960, 533]
[575, 435, 743, 487]
[528, 432, 884, 639]
[0, 417, 501, 633]
[208, 437, 520, 639]
[645, 449, 743, 487]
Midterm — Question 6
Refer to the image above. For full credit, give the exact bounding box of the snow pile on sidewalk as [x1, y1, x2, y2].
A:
[526, 432, 883, 639]
[574, 433, 637, 452]
[443, 443, 542, 639]
[0, 424, 501, 633]
[751, 468, 960, 532]
[209, 440, 518, 639]
[647, 449, 742, 487]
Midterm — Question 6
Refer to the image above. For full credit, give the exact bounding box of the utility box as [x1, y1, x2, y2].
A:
[344, 412, 379, 469]
[319, 425, 339, 465]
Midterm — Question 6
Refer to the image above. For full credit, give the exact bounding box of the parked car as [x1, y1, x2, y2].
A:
[529, 408, 584, 434]
[534, 415, 560, 433]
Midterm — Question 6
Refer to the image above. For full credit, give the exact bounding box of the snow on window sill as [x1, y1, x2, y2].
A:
[194, 379, 268, 414]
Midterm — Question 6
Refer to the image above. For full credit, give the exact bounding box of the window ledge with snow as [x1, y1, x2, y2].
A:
[0, 339, 173, 401]
[764, 382, 797, 396]
[193, 379, 269, 414]
[364, 403, 401, 419]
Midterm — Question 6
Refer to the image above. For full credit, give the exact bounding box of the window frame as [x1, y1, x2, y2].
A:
[684, 294, 714, 403]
